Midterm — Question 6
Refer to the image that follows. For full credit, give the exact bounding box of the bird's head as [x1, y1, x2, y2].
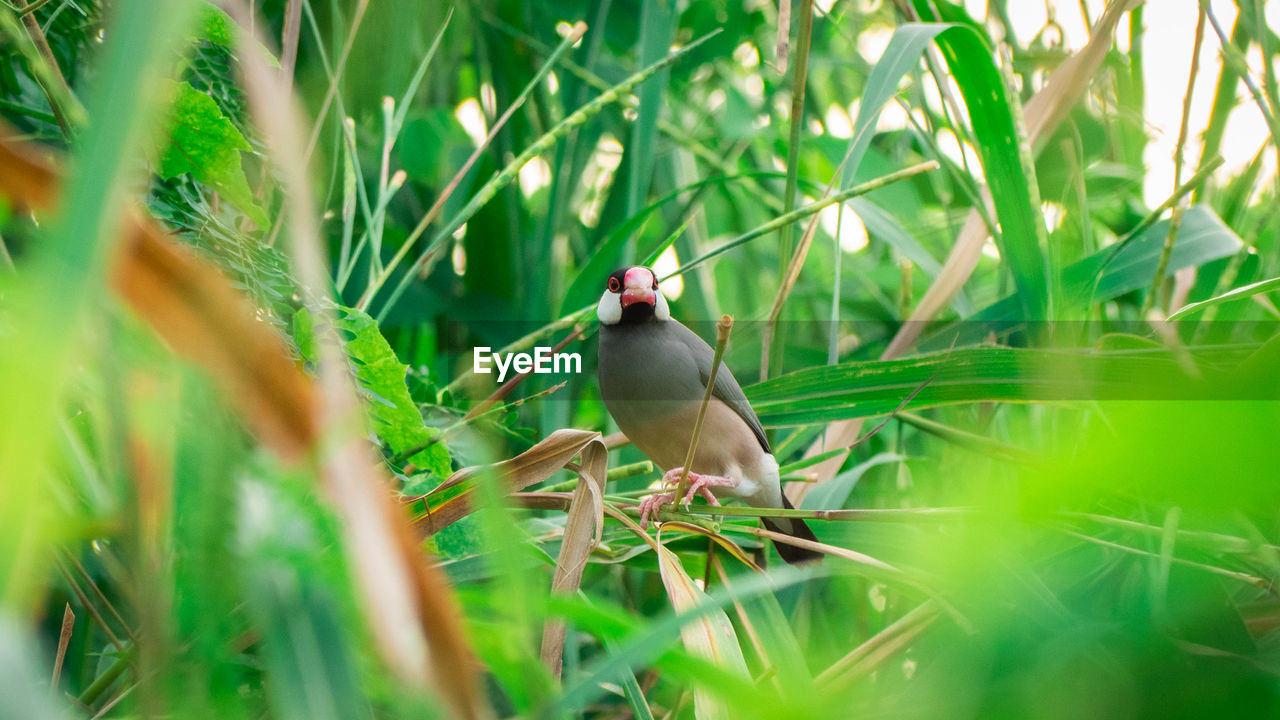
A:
[597, 266, 671, 325]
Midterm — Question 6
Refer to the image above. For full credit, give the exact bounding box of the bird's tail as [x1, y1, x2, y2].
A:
[760, 495, 823, 564]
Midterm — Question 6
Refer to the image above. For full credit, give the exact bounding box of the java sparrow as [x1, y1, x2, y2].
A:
[596, 266, 822, 564]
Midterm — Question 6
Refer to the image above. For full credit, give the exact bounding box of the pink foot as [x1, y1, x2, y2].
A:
[638, 468, 737, 528]
[638, 491, 676, 529]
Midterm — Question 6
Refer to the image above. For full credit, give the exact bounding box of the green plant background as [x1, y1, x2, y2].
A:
[1, 0, 1279, 718]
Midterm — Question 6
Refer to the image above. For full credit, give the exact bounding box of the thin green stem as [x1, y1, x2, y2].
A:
[667, 161, 940, 279]
[370, 26, 711, 321]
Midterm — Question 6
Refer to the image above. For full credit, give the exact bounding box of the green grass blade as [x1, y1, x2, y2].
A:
[927, 24, 1050, 319]
[667, 161, 939, 279]
[625, 0, 676, 253]
[1169, 275, 1280, 321]
[0, 0, 199, 610]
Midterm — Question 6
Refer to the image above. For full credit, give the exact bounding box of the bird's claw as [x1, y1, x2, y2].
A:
[638, 491, 676, 529]
[639, 468, 731, 529]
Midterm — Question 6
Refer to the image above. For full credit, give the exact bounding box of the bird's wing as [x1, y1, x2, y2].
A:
[670, 320, 771, 455]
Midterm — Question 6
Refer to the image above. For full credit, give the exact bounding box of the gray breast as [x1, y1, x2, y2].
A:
[598, 320, 705, 426]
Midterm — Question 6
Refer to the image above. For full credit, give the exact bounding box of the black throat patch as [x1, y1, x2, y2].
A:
[618, 301, 657, 324]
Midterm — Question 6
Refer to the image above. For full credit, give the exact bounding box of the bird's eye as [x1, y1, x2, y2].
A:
[607, 276, 621, 292]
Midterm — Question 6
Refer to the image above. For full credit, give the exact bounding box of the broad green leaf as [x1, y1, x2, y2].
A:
[194, 3, 235, 45]
[157, 80, 269, 228]
[746, 345, 1264, 427]
[192, 1, 281, 67]
[333, 306, 451, 476]
[293, 306, 451, 477]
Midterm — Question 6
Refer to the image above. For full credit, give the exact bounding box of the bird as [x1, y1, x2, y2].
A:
[596, 265, 822, 564]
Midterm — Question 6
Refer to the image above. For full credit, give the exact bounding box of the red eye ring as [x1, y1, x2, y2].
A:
[608, 276, 621, 292]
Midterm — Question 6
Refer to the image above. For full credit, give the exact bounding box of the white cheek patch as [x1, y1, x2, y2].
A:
[654, 287, 671, 320]
[597, 290, 622, 325]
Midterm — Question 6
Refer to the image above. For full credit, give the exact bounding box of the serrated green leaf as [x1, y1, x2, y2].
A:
[292, 307, 451, 477]
[194, 3, 235, 46]
[331, 307, 451, 477]
[157, 80, 269, 228]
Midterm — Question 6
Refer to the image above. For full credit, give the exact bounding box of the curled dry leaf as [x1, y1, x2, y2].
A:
[539, 438, 608, 680]
[414, 428, 603, 535]
[796, 0, 1146, 492]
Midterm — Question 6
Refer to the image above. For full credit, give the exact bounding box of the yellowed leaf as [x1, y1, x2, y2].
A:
[656, 536, 749, 720]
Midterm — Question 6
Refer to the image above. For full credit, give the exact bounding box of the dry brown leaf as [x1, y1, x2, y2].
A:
[793, 0, 1145, 494]
[539, 439, 608, 680]
[656, 536, 749, 720]
[414, 429, 604, 535]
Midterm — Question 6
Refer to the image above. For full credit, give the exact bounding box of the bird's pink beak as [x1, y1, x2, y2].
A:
[621, 268, 656, 309]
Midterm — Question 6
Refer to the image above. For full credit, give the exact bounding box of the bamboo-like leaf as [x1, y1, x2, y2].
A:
[883, 0, 1141, 358]
[749, 346, 1252, 427]
[656, 537, 750, 720]
[920, 206, 1243, 348]
[897, 413, 1037, 465]
[540, 439, 608, 680]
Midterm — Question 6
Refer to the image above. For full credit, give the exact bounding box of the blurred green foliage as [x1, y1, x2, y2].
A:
[1, 0, 1279, 718]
